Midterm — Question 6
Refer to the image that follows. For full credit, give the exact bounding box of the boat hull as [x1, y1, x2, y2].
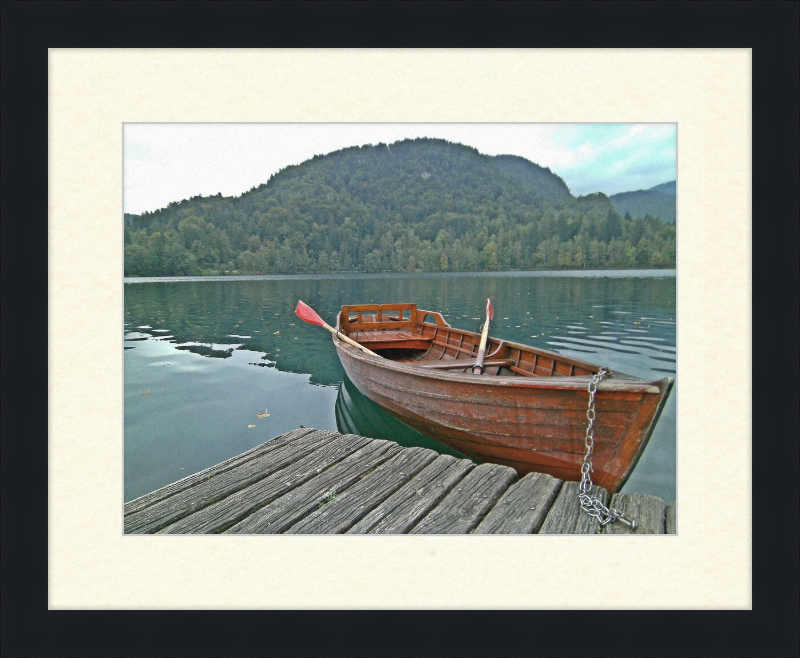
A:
[335, 340, 672, 494]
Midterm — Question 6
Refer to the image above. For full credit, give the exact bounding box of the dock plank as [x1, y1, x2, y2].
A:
[158, 433, 374, 534]
[539, 481, 610, 534]
[665, 501, 676, 534]
[411, 463, 518, 534]
[347, 455, 474, 534]
[124, 429, 340, 534]
[474, 472, 563, 534]
[286, 447, 438, 534]
[224, 439, 402, 534]
[604, 493, 666, 534]
[124, 427, 671, 535]
[123, 428, 314, 515]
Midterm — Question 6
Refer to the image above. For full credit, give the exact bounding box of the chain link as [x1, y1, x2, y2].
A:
[578, 367, 637, 531]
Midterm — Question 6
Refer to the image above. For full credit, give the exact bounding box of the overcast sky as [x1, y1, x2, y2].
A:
[123, 123, 676, 215]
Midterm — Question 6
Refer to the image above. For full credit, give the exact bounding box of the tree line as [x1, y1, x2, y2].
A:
[125, 138, 676, 276]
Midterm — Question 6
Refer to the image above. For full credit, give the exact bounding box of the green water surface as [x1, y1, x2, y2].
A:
[124, 270, 676, 503]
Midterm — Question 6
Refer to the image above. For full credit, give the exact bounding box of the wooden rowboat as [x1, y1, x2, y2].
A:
[331, 302, 673, 494]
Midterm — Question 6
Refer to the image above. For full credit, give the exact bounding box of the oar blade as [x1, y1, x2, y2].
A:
[295, 300, 325, 327]
[486, 298, 494, 321]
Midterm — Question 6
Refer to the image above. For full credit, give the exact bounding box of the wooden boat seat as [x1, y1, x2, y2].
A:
[349, 329, 433, 351]
[418, 358, 515, 371]
[341, 304, 434, 350]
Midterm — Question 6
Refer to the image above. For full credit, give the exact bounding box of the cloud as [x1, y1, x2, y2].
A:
[549, 124, 676, 195]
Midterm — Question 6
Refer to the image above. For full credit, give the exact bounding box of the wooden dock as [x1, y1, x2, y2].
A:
[124, 428, 676, 535]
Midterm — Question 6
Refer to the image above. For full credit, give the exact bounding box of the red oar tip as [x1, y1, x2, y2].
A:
[486, 298, 494, 320]
[295, 300, 325, 326]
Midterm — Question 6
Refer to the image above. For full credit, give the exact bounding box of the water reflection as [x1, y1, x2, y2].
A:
[174, 343, 236, 359]
[124, 271, 675, 385]
[335, 376, 467, 460]
[124, 271, 676, 501]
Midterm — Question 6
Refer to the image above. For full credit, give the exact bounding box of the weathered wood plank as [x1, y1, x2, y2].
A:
[123, 427, 314, 515]
[224, 439, 402, 534]
[285, 447, 439, 534]
[410, 463, 518, 534]
[539, 481, 610, 534]
[473, 472, 563, 534]
[604, 493, 666, 534]
[346, 455, 474, 534]
[158, 433, 375, 534]
[124, 426, 671, 536]
[665, 501, 677, 534]
[124, 429, 341, 534]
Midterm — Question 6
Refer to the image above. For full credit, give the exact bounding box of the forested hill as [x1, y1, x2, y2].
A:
[610, 181, 676, 224]
[490, 154, 573, 201]
[125, 138, 676, 276]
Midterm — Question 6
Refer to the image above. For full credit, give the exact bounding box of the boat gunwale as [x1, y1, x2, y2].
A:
[336, 307, 666, 392]
[334, 337, 664, 394]
[347, 309, 614, 376]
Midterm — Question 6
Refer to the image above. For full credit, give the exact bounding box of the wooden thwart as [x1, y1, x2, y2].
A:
[351, 329, 433, 351]
[419, 358, 515, 371]
[124, 428, 674, 535]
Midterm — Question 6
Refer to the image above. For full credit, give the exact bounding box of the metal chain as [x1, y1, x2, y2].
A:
[578, 367, 637, 531]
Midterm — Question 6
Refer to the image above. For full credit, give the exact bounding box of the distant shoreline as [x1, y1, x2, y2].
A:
[124, 268, 677, 284]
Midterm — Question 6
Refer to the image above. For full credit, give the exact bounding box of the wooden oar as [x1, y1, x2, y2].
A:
[471, 299, 494, 374]
[295, 300, 380, 357]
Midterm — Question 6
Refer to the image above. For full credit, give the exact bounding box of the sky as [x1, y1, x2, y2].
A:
[123, 123, 676, 215]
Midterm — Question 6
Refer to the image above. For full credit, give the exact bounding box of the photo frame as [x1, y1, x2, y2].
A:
[2, 2, 797, 656]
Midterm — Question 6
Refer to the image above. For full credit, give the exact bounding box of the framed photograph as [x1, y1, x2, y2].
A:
[3, 2, 797, 656]
[121, 121, 677, 534]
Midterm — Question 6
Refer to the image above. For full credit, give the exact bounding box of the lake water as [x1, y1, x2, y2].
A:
[124, 270, 676, 503]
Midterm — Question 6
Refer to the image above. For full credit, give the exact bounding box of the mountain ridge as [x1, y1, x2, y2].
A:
[609, 181, 676, 224]
[125, 138, 676, 276]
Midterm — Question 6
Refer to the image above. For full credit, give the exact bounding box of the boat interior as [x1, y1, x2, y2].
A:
[337, 303, 599, 379]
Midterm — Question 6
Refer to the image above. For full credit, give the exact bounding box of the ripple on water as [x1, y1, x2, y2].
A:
[124, 271, 676, 502]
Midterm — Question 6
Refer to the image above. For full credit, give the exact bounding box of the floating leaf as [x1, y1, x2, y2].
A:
[257, 413, 270, 418]
[142, 391, 151, 395]
[247, 424, 256, 429]
[273, 331, 280, 335]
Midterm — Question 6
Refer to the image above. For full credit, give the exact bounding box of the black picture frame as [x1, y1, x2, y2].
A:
[2, 2, 797, 656]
